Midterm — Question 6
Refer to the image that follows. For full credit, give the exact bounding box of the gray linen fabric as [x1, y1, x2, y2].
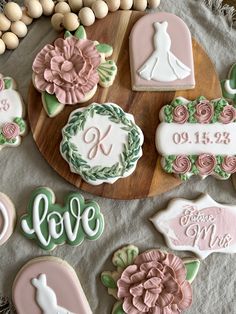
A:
[0, 1, 236, 313]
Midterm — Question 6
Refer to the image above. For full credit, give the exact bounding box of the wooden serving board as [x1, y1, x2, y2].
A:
[28, 11, 222, 200]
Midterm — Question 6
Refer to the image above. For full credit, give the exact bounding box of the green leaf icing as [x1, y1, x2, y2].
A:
[184, 259, 200, 283]
[101, 272, 117, 289]
[112, 302, 125, 314]
[96, 43, 113, 55]
[97, 60, 117, 85]
[64, 30, 72, 38]
[14, 117, 26, 133]
[3, 78, 12, 89]
[42, 92, 64, 117]
[112, 245, 139, 270]
[20, 187, 104, 251]
[74, 26, 87, 39]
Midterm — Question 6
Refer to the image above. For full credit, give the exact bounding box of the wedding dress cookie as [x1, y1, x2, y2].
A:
[32, 26, 117, 117]
[151, 194, 236, 259]
[0, 74, 27, 150]
[0, 192, 16, 246]
[101, 245, 200, 314]
[12, 256, 92, 314]
[60, 102, 144, 185]
[130, 12, 195, 91]
[156, 96, 236, 180]
[221, 63, 236, 105]
[20, 187, 104, 250]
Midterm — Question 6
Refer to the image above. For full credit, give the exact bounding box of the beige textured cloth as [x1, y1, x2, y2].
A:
[0, 0, 236, 313]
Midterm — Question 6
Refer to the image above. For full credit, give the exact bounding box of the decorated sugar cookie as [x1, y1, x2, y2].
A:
[151, 194, 236, 259]
[32, 26, 117, 118]
[0, 74, 27, 150]
[60, 102, 144, 185]
[20, 187, 104, 250]
[130, 13, 195, 91]
[12, 256, 92, 314]
[156, 96, 236, 180]
[221, 63, 236, 105]
[101, 245, 200, 314]
[0, 192, 16, 246]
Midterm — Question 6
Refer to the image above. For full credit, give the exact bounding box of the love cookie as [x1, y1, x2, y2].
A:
[156, 96, 236, 180]
[12, 256, 92, 314]
[0, 192, 16, 246]
[20, 187, 104, 250]
[221, 63, 236, 105]
[32, 26, 117, 118]
[101, 245, 200, 314]
[60, 102, 144, 185]
[0, 74, 27, 150]
[151, 194, 236, 259]
[130, 12, 195, 92]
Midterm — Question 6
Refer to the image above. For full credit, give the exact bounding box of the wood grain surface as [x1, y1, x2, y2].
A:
[28, 11, 222, 200]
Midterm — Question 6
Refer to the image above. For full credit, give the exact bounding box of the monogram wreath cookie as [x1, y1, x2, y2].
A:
[0, 74, 27, 150]
[151, 194, 236, 259]
[156, 96, 236, 180]
[101, 245, 200, 314]
[20, 187, 104, 250]
[12, 256, 92, 314]
[60, 102, 144, 185]
[32, 26, 117, 117]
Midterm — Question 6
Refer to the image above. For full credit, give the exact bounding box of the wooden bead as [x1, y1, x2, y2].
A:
[2, 32, 19, 50]
[40, 0, 55, 16]
[0, 39, 6, 55]
[51, 13, 64, 31]
[63, 12, 80, 31]
[21, 7, 33, 25]
[148, 0, 160, 8]
[11, 21, 28, 38]
[55, 2, 71, 14]
[68, 0, 83, 12]
[92, 0, 108, 19]
[79, 7, 95, 26]
[4, 2, 22, 22]
[133, 0, 147, 11]
[120, 0, 133, 10]
[83, 0, 96, 7]
[26, 0, 43, 18]
[105, 0, 120, 12]
[0, 13, 11, 31]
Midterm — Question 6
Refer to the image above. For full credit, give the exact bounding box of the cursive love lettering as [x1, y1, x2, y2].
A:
[180, 205, 215, 226]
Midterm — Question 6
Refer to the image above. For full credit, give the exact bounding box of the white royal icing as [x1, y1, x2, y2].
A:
[138, 21, 191, 82]
[224, 80, 236, 95]
[0, 201, 9, 242]
[32, 274, 74, 314]
[0, 90, 23, 127]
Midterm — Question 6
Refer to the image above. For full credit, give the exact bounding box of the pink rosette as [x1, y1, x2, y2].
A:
[2, 122, 20, 140]
[195, 100, 213, 123]
[0, 79, 4, 91]
[222, 156, 236, 173]
[173, 105, 189, 124]
[117, 250, 192, 314]
[218, 105, 236, 124]
[172, 155, 191, 174]
[32, 36, 101, 105]
[196, 154, 216, 175]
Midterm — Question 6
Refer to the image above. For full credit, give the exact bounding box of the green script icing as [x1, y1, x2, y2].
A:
[74, 26, 87, 40]
[20, 187, 104, 251]
[112, 302, 125, 314]
[42, 92, 64, 117]
[184, 259, 200, 283]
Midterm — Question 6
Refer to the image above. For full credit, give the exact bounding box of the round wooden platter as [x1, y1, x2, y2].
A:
[28, 11, 222, 200]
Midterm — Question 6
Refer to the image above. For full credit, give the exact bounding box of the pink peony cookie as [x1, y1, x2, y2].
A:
[32, 26, 117, 118]
[151, 194, 236, 259]
[12, 256, 92, 314]
[0, 192, 16, 246]
[156, 96, 236, 180]
[130, 12, 195, 91]
[101, 245, 200, 314]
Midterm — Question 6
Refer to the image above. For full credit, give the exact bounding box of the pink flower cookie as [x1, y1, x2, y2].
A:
[101, 245, 200, 314]
[32, 26, 117, 118]
[12, 256, 92, 314]
[156, 96, 236, 180]
[0, 192, 16, 246]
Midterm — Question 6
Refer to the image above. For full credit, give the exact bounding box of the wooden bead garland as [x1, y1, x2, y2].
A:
[21, 7, 33, 25]
[55, 2, 71, 14]
[79, 7, 96, 26]
[68, 0, 83, 12]
[0, 13, 11, 31]
[0, 38, 6, 54]
[11, 21, 28, 38]
[4, 2, 22, 22]
[148, 0, 160, 9]
[62, 12, 80, 31]
[92, 1, 109, 19]
[105, 0, 120, 12]
[120, 0, 133, 10]
[51, 12, 64, 31]
[40, 0, 55, 16]
[25, 0, 43, 19]
[2, 32, 19, 49]
[133, 0, 147, 11]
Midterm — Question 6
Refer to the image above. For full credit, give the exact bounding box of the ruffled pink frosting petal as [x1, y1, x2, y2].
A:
[144, 290, 159, 307]
[163, 254, 186, 284]
[135, 250, 166, 265]
[133, 296, 149, 312]
[123, 297, 140, 314]
[177, 281, 192, 310]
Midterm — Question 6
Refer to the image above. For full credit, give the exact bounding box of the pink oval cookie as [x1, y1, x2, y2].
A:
[12, 256, 92, 314]
[0, 192, 16, 245]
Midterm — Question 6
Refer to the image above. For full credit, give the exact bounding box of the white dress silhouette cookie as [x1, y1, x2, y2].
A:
[138, 21, 191, 82]
[32, 274, 74, 314]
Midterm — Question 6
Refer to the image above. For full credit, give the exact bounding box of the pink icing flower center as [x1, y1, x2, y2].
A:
[196, 154, 216, 175]
[2, 122, 20, 140]
[195, 100, 213, 123]
[173, 105, 189, 124]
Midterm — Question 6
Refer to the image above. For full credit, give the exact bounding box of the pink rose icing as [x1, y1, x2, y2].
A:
[218, 105, 236, 124]
[195, 100, 213, 123]
[117, 250, 192, 314]
[222, 156, 236, 173]
[32, 37, 101, 105]
[172, 155, 191, 174]
[2, 122, 20, 139]
[173, 105, 189, 124]
[196, 154, 216, 175]
[0, 79, 4, 91]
